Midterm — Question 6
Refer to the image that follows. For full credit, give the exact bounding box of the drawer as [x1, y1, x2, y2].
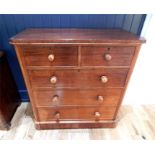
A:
[22, 46, 78, 66]
[28, 68, 128, 88]
[33, 88, 123, 107]
[37, 107, 116, 121]
[81, 46, 135, 66]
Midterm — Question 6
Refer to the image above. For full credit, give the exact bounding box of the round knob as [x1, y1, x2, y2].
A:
[97, 95, 104, 102]
[50, 76, 57, 84]
[48, 54, 55, 62]
[52, 95, 59, 102]
[94, 111, 101, 120]
[101, 76, 108, 83]
[55, 112, 60, 121]
[104, 53, 112, 61]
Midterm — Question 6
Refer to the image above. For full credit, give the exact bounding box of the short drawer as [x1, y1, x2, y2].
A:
[33, 88, 123, 107]
[28, 68, 128, 88]
[81, 46, 135, 66]
[37, 107, 116, 121]
[22, 46, 78, 66]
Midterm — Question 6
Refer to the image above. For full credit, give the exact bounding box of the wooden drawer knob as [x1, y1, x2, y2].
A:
[101, 76, 108, 83]
[55, 112, 60, 120]
[94, 111, 101, 120]
[52, 95, 59, 102]
[104, 53, 112, 61]
[48, 54, 55, 62]
[97, 95, 104, 102]
[50, 76, 57, 84]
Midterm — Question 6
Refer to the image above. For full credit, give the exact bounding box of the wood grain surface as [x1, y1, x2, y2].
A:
[81, 46, 135, 66]
[23, 46, 78, 67]
[10, 29, 145, 44]
[28, 68, 128, 88]
[33, 88, 123, 107]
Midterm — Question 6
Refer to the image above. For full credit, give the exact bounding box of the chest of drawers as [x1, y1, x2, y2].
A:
[10, 29, 145, 129]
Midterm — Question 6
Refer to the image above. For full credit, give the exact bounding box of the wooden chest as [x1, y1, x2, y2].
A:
[10, 29, 145, 129]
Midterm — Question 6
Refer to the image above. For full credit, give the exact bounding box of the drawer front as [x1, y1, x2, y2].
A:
[22, 46, 78, 66]
[28, 68, 128, 88]
[81, 46, 135, 66]
[37, 107, 116, 121]
[33, 88, 123, 107]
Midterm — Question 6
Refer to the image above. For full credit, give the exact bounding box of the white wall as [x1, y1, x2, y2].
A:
[123, 15, 155, 105]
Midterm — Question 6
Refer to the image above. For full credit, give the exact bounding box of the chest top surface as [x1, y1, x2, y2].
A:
[10, 28, 145, 44]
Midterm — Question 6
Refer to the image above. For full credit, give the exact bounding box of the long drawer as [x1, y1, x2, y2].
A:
[37, 106, 116, 121]
[33, 88, 123, 107]
[22, 46, 78, 67]
[81, 46, 135, 66]
[28, 68, 128, 88]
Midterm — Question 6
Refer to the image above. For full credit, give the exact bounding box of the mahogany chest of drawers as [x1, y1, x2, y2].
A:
[10, 29, 145, 129]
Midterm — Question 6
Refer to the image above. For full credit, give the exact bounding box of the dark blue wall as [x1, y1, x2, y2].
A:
[0, 14, 146, 101]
